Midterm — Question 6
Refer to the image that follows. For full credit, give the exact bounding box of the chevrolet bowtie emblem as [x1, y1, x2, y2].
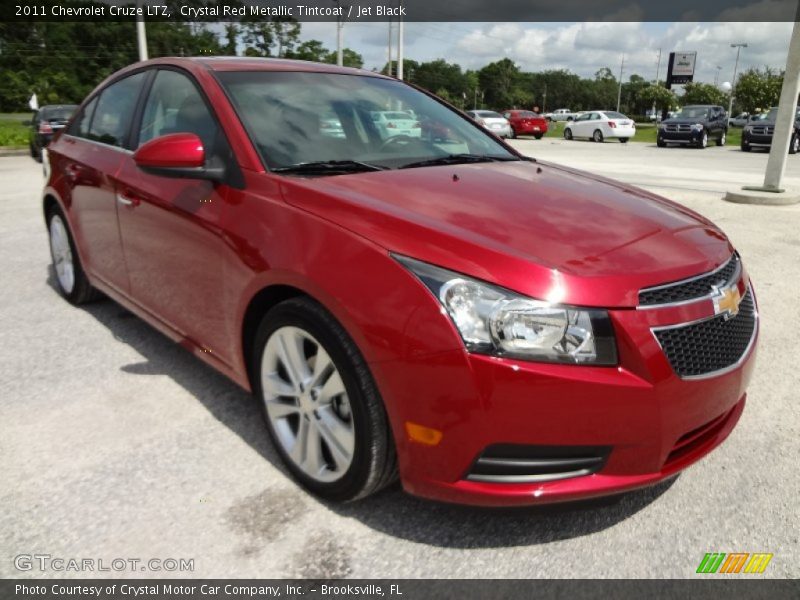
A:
[712, 284, 742, 320]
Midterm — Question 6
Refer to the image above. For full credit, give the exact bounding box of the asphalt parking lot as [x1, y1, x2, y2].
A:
[1, 142, 798, 579]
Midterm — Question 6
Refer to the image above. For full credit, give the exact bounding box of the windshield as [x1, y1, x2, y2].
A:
[765, 108, 779, 121]
[676, 106, 711, 119]
[217, 71, 517, 171]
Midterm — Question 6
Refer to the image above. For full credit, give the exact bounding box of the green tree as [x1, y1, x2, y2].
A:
[734, 68, 784, 113]
[682, 82, 727, 107]
[479, 59, 522, 109]
[638, 84, 677, 112]
[242, 17, 300, 57]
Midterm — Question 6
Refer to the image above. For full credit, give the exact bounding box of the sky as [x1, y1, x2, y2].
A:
[294, 21, 794, 84]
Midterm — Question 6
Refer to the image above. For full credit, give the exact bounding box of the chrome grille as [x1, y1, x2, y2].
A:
[751, 126, 774, 135]
[665, 124, 692, 133]
[639, 254, 739, 307]
[653, 289, 756, 379]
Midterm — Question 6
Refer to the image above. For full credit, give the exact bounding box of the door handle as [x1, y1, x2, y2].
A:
[116, 190, 140, 207]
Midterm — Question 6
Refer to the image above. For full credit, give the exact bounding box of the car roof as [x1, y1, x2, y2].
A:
[149, 56, 386, 78]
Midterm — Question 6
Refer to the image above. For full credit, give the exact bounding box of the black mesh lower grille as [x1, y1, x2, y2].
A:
[654, 289, 756, 378]
[639, 254, 739, 306]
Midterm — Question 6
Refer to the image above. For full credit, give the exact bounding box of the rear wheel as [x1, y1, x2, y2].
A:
[534, 134, 543, 140]
[593, 129, 604, 143]
[252, 297, 397, 502]
[47, 206, 100, 304]
[789, 134, 799, 155]
[563, 128, 573, 140]
[619, 138, 629, 143]
[717, 130, 726, 146]
[510, 128, 517, 139]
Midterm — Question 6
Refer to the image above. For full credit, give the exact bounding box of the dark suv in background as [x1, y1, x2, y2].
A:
[657, 105, 728, 149]
[741, 106, 800, 154]
[28, 104, 78, 162]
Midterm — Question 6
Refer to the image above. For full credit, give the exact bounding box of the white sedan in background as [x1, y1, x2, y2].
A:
[564, 111, 636, 143]
[466, 110, 513, 138]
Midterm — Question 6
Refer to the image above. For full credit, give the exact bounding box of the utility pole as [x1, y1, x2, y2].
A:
[542, 83, 547, 114]
[655, 48, 661, 83]
[397, 5, 404, 80]
[616, 54, 625, 112]
[387, 19, 393, 76]
[714, 65, 722, 86]
[728, 43, 748, 116]
[135, 0, 148, 61]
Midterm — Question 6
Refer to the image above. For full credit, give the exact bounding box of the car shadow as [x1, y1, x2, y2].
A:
[48, 269, 678, 548]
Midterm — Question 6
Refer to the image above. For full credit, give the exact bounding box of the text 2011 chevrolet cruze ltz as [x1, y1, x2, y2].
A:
[43, 58, 758, 506]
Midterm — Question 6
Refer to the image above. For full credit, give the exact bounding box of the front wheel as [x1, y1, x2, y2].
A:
[593, 129, 604, 143]
[252, 297, 397, 502]
[717, 131, 726, 146]
[619, 138, 629, 143]
[47, 207, 100, 304]
[741, 142, 752, 152]
[698, 132, 708, 148]
[563, 128, 573, 140]
[789, 134, 799, 155]
[657, 136, 667, 148]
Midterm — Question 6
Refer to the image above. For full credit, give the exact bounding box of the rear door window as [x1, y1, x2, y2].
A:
[68, 97, 99, 139]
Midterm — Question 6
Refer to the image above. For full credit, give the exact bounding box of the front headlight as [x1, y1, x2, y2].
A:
[691, 123, 704, 131]
[395, 255, 617, 365]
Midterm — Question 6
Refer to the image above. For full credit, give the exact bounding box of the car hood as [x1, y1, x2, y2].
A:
[278, 160, 733, 307]
[663, 117, 709, 125]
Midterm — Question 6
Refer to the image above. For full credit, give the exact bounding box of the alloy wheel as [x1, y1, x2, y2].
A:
[260, 326, 355, 483]
[49, 215, 75, 294]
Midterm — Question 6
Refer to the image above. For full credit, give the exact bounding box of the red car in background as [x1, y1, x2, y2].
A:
[502, 109, 549, 139]
[42, 58, 757, 507]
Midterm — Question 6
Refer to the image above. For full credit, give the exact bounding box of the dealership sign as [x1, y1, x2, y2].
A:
[667, 51, 697, 85]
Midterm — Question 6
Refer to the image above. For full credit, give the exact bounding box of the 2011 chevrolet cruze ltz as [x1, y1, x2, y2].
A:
[42, 58, 758, 506]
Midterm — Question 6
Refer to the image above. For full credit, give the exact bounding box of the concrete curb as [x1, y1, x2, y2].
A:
[724, 187, 800, 206]
[0, 147, 29, 157]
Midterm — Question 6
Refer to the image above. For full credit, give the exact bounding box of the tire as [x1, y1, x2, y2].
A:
[741, 142, 751, 152]
[789, 134, 799, 155]
[657, 136, 666, 148]
[698, 132, 708, 149]
[29, 142, 37, 159]
[619, 138, 629, 143]
[563, 128, 573, 140]
[46, 205, 101, 305]
[534, 134, 543, 140]
[567, 117, 574, 122]
[593, 129, 604, 143]
[716, 130, 726, 146]
[510, 128, 517, 139]
[252, 297, 397, 502]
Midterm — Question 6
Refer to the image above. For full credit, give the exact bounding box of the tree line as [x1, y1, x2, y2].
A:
[0, 17, 787, 117]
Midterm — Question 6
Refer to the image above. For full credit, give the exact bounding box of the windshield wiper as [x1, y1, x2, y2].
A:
[399, 154, 521, 169]
[272, 160, 389, 175]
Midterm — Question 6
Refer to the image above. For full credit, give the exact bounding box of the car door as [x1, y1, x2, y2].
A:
[59, 72, 149, 295]
[113, 68, 233, 360]
[572, 113, 591, 137]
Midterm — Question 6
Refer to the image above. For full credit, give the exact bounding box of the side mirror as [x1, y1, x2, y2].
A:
[133, 133, 224, 182]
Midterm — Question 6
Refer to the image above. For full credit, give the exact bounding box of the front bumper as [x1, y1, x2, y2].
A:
[658, 130, 705, 144]
[376, 288, 757, 507]
[743, 133, 773, 147]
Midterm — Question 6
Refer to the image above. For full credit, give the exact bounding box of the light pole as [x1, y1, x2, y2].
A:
[135, 0, 147, 61]
[727, 43, 747, 116]
[616, 53, 625, 112]
[714, 66, 722, 86]
[332, 0, 344, 66]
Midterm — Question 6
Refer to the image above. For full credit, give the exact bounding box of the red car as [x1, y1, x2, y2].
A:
[502, 109, 549, 139]
[43, 58, 757, 506]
